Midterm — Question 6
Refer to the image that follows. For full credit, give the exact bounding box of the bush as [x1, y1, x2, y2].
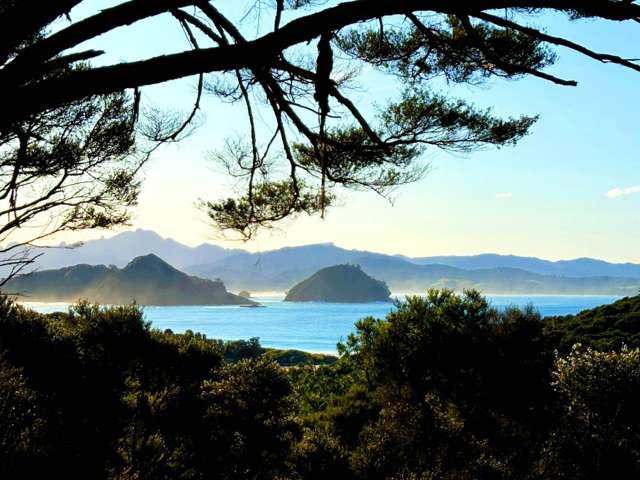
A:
[545, 345, 640, 478]
[1, 291, 640, 479]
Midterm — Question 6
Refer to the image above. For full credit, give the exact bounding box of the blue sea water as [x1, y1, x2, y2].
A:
[24, 294, 620, 354]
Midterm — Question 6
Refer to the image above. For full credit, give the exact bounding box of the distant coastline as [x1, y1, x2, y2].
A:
[18, 292, 624, 308]
[4, 230, 640, 297]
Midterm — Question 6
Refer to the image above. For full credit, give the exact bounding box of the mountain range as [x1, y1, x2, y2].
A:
[20, 229, 244, 271]
[181, 242, 640, 294]
[4, 229, 640, 295]
[409, 254, 640, 278]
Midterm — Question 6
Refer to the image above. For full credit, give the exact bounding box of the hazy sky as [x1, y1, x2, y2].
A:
[56, 2, 639, 262]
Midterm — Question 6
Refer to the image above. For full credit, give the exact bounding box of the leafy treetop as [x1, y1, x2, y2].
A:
[1, 0, 639, 243]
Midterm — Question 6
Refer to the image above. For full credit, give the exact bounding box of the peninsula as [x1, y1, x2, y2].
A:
[6, 254, 253, 306]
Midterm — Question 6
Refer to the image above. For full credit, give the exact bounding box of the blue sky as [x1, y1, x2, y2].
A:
[59, 2, 640, 262]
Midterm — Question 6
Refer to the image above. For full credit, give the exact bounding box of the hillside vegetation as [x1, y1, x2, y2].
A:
[544, 294, 640, 352]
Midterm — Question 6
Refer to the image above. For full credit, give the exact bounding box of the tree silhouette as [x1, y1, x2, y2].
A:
[1, 1, 640, 244]
[0, 46, 144, 283]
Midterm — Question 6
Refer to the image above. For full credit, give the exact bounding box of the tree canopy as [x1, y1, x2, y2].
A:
[3, 291, 640, 478]
[1, 1, 640, 252]
[0, 7, 144, 281]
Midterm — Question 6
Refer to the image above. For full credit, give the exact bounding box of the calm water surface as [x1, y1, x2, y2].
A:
[26, 294, 619, 354]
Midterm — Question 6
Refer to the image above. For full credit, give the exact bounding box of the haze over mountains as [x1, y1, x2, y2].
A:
[8, 229, 640, 295]
[25, 229, 244, 271]
[410, 254, 640, 279]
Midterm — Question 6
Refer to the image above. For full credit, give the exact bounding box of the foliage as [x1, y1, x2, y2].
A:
[544, 294, 640, 352]
[0, 296, 292, 479]
[204, 180, 329, 241]
[2, 2, 639, 240]
[543, 345, 640, 478]
[329, 289, 554, 479]
[200, 358, 299, 479]
[1, 291, 640, 478]
[0, 29, 143, 281]
[0, 353, 38, 477]
[215, 337, 337, 366]
[263, 348, 336, 367]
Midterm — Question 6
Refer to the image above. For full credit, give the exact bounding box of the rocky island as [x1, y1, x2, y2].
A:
[6, 254, 254, 306]
[284, 264, 392, 303]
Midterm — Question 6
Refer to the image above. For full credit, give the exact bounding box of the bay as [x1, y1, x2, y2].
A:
[24, 294, 620, 354]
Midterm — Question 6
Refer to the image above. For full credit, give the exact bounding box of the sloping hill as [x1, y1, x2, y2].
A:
[544, 294, 640, 352]
[6, 254, 253, 306]
[284, 264, 391, 303]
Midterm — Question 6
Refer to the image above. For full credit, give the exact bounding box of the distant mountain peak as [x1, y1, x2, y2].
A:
[129, 252, 161, 261]
[126, 253, 170, 266]
[123, 253, 180, 276]
[14, 229, 248, 274]
[116, 228, 164, 239]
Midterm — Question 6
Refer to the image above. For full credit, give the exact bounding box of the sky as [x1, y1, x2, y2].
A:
[51, 2, 640, 263]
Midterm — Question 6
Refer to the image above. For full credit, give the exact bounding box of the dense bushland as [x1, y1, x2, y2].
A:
[1, 291, 639, 479]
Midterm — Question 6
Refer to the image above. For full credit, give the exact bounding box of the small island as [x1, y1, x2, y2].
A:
[284, 264, 392, 303]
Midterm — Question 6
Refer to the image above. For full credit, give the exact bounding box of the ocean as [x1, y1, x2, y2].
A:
[23, 294, 620, 354]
